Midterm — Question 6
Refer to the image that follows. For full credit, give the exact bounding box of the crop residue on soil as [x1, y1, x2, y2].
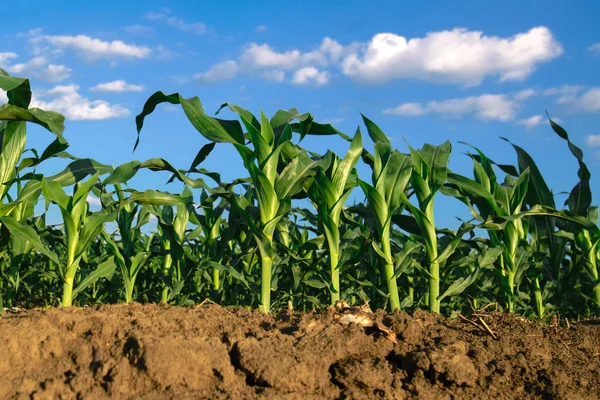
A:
[1, 303, 599, 399]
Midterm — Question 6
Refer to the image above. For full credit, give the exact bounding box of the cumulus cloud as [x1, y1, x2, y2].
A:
[144, 9, 206, 34]
[194, 26, 561, 86]
[240, 37, 343, 70]
[514, 89, 537, 101]
[194, 60, 238, 83]
[86, 194, 102, 207]
[0, 52, 18, 65]
[292, 67, 330, 86]
[517, 114, 544, 128]
[4, 56, 71, 82]
[0, 90, 7, 104]
[32, 84, 130, 120]
[341, 27, 562, 85]
[384, 94, 520, 122]
[33, 34, 151, 61]
[90, 80, 144, 92]
[586, 135, 600, 147]
[545, 87, 600, 113]
[589, 43, 600, 54]
[383, 102, 429, 117]
[256, 25, 267, 33]
[0, 53, 70, 82]
[261, 69, 285, 82]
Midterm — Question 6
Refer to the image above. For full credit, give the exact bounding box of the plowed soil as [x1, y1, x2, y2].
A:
[1, 303, 599, 399]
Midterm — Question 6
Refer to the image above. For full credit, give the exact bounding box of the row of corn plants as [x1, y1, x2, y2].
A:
[0, 69, 598, 319]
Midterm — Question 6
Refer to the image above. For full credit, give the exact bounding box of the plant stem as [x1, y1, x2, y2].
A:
[381, 227, 400, 311]
[212, 269, 220, 291]
[533, 277, 544, 318]
[259, 253, 273, 313]
[61, 236, 78, 307]
[424, 202, 440, 314]
[160, 248, 172, 303]
[328, 241, 340, 305]
[507, 270, 516, 313]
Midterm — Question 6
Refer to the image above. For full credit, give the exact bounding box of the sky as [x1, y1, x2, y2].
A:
[1, 0, 599, 229]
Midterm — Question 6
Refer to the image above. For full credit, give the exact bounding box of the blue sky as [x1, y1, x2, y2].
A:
[1, 0, 599, 228]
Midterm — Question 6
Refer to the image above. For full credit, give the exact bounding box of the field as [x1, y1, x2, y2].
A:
[1, 303, 599, 399]
[1, 69, 599, 398]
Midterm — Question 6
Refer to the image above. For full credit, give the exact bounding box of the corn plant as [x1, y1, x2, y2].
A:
[358, 116, 412, 311]
[404, 140, 452, 313]
[136, 94, 329, 312]
[308, 130, 362, 304]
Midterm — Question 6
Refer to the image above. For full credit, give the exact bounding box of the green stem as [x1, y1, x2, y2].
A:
[381, 228, 400, 311]
[212, 268, 220, 291]
[328, 241, 340, 305]
[407, 275, 414, 303]
[62, 276, 74, 307]
[533, 277, 544, 318]
[61, 236, 78, 307]
[259, 253, 273, 313]
[593, 283, 600, 310]
[160, 251, 172, 303]
[507, 270, 516, 313]
[125, 280, 134, 303]
[424, 203, 440, 314]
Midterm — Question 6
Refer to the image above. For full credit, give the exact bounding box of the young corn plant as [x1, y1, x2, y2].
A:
[358, 116, 412, 311]
[404, 140, 452, 313]
[41, 175, 117, 306]
[136, 95, 329, 312]
[100, 185, 155, 303]
[308, 130, 362, 304]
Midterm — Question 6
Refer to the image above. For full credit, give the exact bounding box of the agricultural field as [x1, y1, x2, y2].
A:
[1, 65, 600, 397]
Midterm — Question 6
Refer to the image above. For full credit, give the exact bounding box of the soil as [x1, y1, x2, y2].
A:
[1, 303, 599, 399]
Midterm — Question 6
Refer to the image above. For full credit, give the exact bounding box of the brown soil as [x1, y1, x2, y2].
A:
[1, 303, 599, 399]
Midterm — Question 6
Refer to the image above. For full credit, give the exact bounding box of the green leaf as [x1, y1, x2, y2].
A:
[0, 216, 61, 265]
[437, 265, 481, 302]
[72, 257, 117, 299]
[0, 104, 65, 138]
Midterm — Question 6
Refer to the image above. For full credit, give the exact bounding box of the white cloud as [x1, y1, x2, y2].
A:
[261, 69, 285, 82]
[548, 87, 600, 113]
[144, 9, 206, 34]
[3, 56, 71, 82]
[589, 43, 600, 54]
[383, 102, 429, 116]
[385, 94, 519, 122]
[0, 52, 18, 65]
[33, 34, 151, 61]
[90, 80, 144, 92]
[543, 85, 584, 104]
[124, 25, 153, 35]
[194, 60, 238, 83]
[240, 43, 303, 70]
[256, 25, 267, 33]
[292, 67, 330, 86]
[572, 88, 600, 113]
[87, 194, 102, 207]
[430, 94, 518, 121]
[32, 84, 130, 120]
[514, 89, 537, 101]
[0, 90, 6, 104]
[517, 114, 544, 128]
[586, 135, 600, 147]
[341, 27, 562, 85]
[240, 37, 343, 71]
